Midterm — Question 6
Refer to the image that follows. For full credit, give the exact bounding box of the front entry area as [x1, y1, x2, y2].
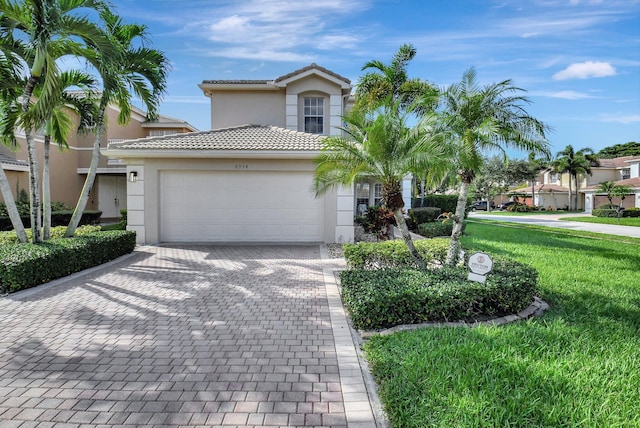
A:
[98, 174, 127, 219]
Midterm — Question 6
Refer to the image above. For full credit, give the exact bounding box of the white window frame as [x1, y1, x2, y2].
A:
[303, 97, 324, 134]
[621, 168, 631, 180]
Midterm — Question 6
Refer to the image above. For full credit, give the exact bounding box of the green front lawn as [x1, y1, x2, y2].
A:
[563, 216, 640, 227]
[364, 222, 640, 427]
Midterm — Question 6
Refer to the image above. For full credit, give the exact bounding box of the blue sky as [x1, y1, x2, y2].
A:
[114, 0, 639, 157]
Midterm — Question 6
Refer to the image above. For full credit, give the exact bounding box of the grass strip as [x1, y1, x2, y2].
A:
[364, 222, 640, 428]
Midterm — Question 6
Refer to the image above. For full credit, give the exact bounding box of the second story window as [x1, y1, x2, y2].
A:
[622, 168, 631, 180]
[304, 97, 324, 134]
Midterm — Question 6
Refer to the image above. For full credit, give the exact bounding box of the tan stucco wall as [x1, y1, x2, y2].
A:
[210, 91, 286, 129]
[126, 157, 341, 245]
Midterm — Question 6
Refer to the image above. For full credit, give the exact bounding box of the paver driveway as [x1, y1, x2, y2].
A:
[0, 245, 375, 428]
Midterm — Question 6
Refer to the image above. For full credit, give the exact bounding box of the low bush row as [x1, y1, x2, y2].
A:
[408, 207, 442, 224]
[592, 207, 640, 218]
[340, 257, 538, 330]
[0, 210, 102, 231]
[0, 230, 136, 294]
[417, 221, 454, 238]
[343, 238, 449, 269]
[0, 225, 101, 245]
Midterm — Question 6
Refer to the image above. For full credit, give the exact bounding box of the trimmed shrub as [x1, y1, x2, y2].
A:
[0, 225, 101, 246]
[506, 203, 531, 212]
[412, 195, 473, 214]
[592, 208, 619, 218]
[623, 207, 640, 217]
[417, 221, 454, 238]
[0, 210, 102, 231]
[343, 238, 449, 270]
[340, 257, 538, 330]
[409, 207, 442, 224]
[0, 230, 136, 294]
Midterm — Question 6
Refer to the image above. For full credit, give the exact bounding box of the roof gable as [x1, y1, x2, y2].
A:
[274, 63, 351, 89]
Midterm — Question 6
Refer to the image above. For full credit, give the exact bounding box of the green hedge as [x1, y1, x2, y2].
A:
[0, 230, 136, 294]
[417, 221, 454, 238]
[592, 208, 620, 218]
[624, 207, 640, 217]
[343, 238, 449, 269]
[412, 195, 472, 214]
[340, 257, 538, 330]
[0, 210, 102, 231]
[408, 207, 442, 224]
[0, 225, 101, 245]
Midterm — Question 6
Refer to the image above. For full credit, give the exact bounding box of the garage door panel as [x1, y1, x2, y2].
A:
[160, 171, 323, 242]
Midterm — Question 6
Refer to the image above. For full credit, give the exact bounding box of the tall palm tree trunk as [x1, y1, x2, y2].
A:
[393, 210, 427, 270]
[43, 136, 51, 240]
[446, 179, 470, 266]
[21, 75, 42, 243]
[567, 176, 573, 210]
[0, 167, 28, 242]
[66, 108, 105, 237]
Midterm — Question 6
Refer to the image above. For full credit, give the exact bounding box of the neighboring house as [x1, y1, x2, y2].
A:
[519, 156, 640, 211]
[582, 156, 640, 213]
[105, 64, 379, 245]
[0, 106, 196, 220]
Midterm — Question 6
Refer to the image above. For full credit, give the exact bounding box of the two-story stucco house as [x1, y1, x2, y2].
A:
[1, 106, 196, 220]
[522, 156, 640, 211]
[106, 64, 398, 245]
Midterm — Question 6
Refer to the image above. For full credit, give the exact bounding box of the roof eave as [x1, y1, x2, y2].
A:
[102, 148, 320, 160]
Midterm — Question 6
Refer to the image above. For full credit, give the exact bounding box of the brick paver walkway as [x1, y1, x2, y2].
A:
[0, 245, 376, 428]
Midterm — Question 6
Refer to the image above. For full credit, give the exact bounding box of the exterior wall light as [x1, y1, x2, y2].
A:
[128, 171, 138, 183]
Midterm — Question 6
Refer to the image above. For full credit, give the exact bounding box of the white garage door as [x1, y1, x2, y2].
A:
[160, 170, 324, 242]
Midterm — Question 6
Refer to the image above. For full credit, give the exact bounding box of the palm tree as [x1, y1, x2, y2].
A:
[437, 67, 550, 265]
[0, 44, 29, 242]
[354, 43, 437, 114]
[31, 71, 97, 239]
[0, 0, 114, 243]
[314, 105, 447, 269]
[65, 8, 168, 237]
[551, 145, 599, 210]
[596, 180, 617, 206]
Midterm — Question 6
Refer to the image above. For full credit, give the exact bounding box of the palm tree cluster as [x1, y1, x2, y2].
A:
[0, 0, 168, 243]
[551, 145, 599, 210]
[314, 45, 551, 266]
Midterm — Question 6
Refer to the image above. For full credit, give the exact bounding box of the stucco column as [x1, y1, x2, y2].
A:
[126, 164, 145, 244]
[402, 175, 412, 213]
[335, 184, 354, 243]
[285, 94, 298, 131]
[329, 95, 342, 136]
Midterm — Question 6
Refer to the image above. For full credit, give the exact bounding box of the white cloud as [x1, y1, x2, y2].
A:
[552, 61, 616, 80]
[534, 90, 597, 99]
[598, 114, 640, 124]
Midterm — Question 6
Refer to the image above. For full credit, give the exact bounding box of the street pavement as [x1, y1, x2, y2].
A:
[470, 212, 640, 238]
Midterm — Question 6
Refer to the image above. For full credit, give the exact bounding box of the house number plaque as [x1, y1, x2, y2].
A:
[234, 164, 249, 169]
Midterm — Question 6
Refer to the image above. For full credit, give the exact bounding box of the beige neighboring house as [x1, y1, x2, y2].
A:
[0, 106, 197, 220]
[519, 156, 640, 211]
[104, 63, 401, 245]
[582, 156, 640, 213]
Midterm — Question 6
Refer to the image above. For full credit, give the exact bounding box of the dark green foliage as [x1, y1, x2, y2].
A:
[623, 207, 640, 217]
[592, 208, 620, 218]
[0, 230, 136, 293]
[412, 194, 471, 213]
[101, 209, 128, 231]
[340, 257, 538, 330]
[417, 221, 454, 238]
[597, 141, 640, 158]
[0, 210, 102, 231]
[343, 238, 449, 270]
[409, 207, 442, 224]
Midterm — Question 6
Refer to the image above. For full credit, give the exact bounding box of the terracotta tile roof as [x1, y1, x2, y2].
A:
[520, 184, 570, 193]
[200, 79, 270, 85]
[0, 154, 28, 167]
[107, 124, 325, 151]
[597, 156, 640, 168]
[583, 177, 640, 191]
[274, 63, 351, 85]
